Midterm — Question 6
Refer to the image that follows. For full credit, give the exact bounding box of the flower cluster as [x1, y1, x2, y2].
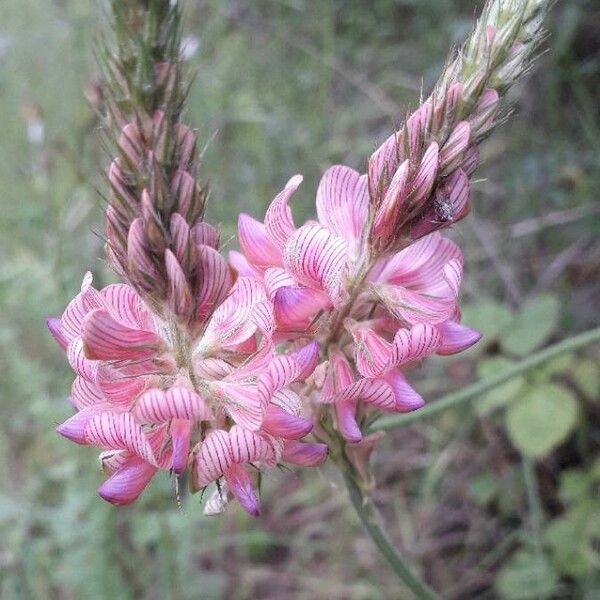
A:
[48, 273, 326, 515]
[47, 0, 549, 515]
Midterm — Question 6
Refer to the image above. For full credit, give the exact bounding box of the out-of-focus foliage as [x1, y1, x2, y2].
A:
[0, 0, 598, 598]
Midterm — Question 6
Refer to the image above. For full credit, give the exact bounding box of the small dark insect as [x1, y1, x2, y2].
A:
[433, 194, 455, 223]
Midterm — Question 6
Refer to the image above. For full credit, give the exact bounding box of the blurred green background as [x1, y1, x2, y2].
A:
[1, 1, 599, 598]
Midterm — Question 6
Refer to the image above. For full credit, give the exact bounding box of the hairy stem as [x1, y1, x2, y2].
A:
[370, 326, 600, 431]
[341, 465, 441, 599]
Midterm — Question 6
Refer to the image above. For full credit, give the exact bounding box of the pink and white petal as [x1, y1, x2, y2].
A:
[127, 218, 160, 278]
[289, 341, 320, 380]
[391, 323, 441, 366]
[282, 223, 348, 302]
[229, 425, 275, 465]
[95, 365, 148, 407]
[383, 371, 425, 412]
[61, 279, 104, 342]
[335, 399, 362, 443]
[263, 267, 296, 299]
[375, 284, 455, 325]
[203, 482, 230, 516]
[368, 131, 403, 195]
[46, 318, 69, 351]
[85, 411, 155, 464]
[193, 357, 236, 380]
[443, 258, 463, 297]
[101, 284, 150, 330]
[169, 213, 192, 267]
[216, 382, 265, 431]
[194, 429, 233, 488]
[352, 378, 397, 410]
[436, 320, 481, 355]
[56, 403, 116, 445]
[165, 249, 193, 318]
[228, 250, 260, 279]
[170, 418, 192, 474]
[269, 389, 303, 416]
[67, 338, 98, 381]
[196, 245, 233, 322]
[264, 174, 303, 249]
[320, 350, 355, 402]
[372, 159, 410, 238]
[281, 440, 329, 467]
[316, 165, 369, 248]
[346, 320, 392, 378]
[98, 456, 157, 506]
[71, 376, 104, 410]
[135, 386, 211, 423]
[238, 214, 282, 268]
[223, 463, 260, 517]
[82, 309, 166, 361]
[258, 355, 300, 402]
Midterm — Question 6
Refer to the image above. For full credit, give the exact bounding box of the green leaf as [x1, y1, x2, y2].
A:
[495, 548, 559, 599]
[558, 469, 592, 504]
[476, 357, 526, 415]
[571, 359, 600, 401]
[545, 500, 600, 578]
[502, 295, 561, 357]
[468, 472, 500, 506]
[505, 384, 578, 458]
[461, 300, 513, 351]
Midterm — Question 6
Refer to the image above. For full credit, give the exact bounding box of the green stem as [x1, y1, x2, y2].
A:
[370, 327, 600, 432]
[342, 471, 441, 600]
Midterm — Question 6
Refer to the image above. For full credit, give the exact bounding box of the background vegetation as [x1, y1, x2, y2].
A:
[0, 0, 598, 598]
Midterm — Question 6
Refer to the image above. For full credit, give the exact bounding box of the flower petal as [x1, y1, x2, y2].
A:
[224, 462, 260, 517]
[229, 425, 275, 465]
[281, 441, 328, 467]
[346, 320, 392, 378]
[134, 386, 211, 423]
[85, 411, 155, 464]
[391, 323, 441, 366]
[193, 429, 233, 488]
[262, 405, 313, 440]
[46, 318, 69, 351]
[196, 245, 233, 322]
[170, 418, 192, 474]
[56, 403, 115, 445]
[283, 223, 348, 303]
[383, 370, 425, 412]
[436, 320, 481, 355]
[238, 214, 282, 268]
[316, 165, 368, 250]
[82, 309, 166, 361]
[98, 456, 157, 506]
[264, 175, 303, 249]
[335, 399, 362, 443]
[273, 286, 329, 331]
[71, 376, 104, 410]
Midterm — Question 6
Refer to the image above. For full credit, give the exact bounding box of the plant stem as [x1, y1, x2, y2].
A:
[342, 470, 441, 600]
[370, 326, 600, 431]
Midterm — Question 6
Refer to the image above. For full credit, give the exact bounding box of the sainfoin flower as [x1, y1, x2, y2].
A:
[47, 272, 326, 515]
[235, 165, 481, 442]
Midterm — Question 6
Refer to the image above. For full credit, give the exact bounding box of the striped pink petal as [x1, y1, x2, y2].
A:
[196, 245, 232, 322]
[262, 405, 313, 439]
[215, 382, 265, 431]
[61, 274, 104, 342]
[238, 214, 282, 268]
[46, 318, 69, 351]
[383, 371, 425, 412]
[82, 308, 166, 361]
[134, 386, 211, 423]
[223, 462, 260, 517]
[439, 121, 471, 171]
[95, 365, 148, 406]
[372, 159, 410, 239]
[258, 355, 301, 402]
[320, 350, 355, 402]
[316, 165, 368, 251]
[368, 131, 403, 197]
[228, 250, 259, 278]
[436, 320, 481, 355]
[191, 222, 220, 249]
[165, 249, 193, 318]
[127, 218, 159, 279]
[194, 429, 233, 488]
[411, 143, 439, 206]
[282, 223, 348, 303]
[391, 323, 441, 366]
[346, 320, 392, 378]
[85, 411, 155, 464]
[71, 376, 104, 410]
[98, 456, 157, 506]
[229, 425, 275, 466]
[406, 99, 433, 158]
[273, 286, 329, 331]
[281, 441, 328, 467]
[290, 341, 320, 379]
[171, 418, 192, 474]
[443, 258, 463, 297]
[101, 284, 150, 330]
[67, 338, 98, 381]
[264, 175, 303, 249]
[263, 267, 296, 298]
[169, 213, 192, 268]
[56, 403, 115, 445]
[335, 399, 362, 443]
[375, 284, 455, 324]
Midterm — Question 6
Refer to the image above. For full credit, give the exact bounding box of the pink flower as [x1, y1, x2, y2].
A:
[48, 272, 324, 515]
[235, 170, 480, 443]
